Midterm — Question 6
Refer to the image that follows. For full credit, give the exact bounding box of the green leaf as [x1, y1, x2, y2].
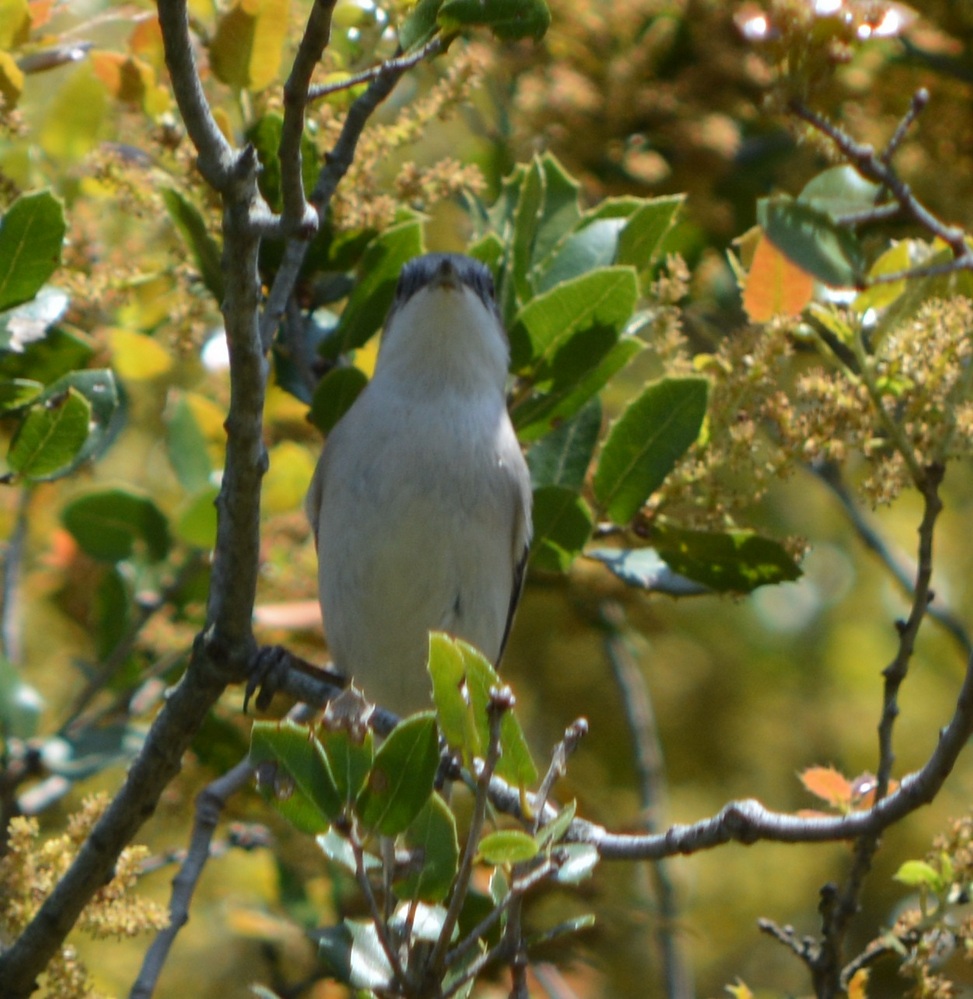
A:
[319, 725, 374, 805]
[356, 713, 439, 836]
[463, 642, 537, 786]
[536, 800, 576, 849]
[893, 859, 945, 892]
[478, 829, 538, 865]
[428, 631, 477, 760]
[246, 113, 319, 215]
[616, 194, 685, 272]
[593, 376, 708, 523]
[94, 566, 131, 661]
[400, 0, 443, 50]
[162, 188, 224, 303]
[508, 158, 544, 311]
[249, 720, 343, 833]
[586, 547, 709, 596]
[0, 192, 65, 312]
[332, 220, 424, 355]
[0, 655, 43, 739]
[396, 793, 459, 902]
[7, 387, 90, 480]
[175, 486, 219, 549]
[45, 369, 123, 470]
[651, 524, 803, 593]
[538, 218, 624, 292]
[0, 324, 92, 385]
[62, 488, 171, 563]
[509, 266, 638, 373]
[0, 378, 42, 413]
[307, 365, 368, 434]
[167, 395, 213, 493]
[798, 165, 882, 218]
[531, 153, 583, 274]
[438, 0, 550, 41]
[758, 196, 864, 288]
[527, 397, 601, 491]
[514, 336, 643, 442]
[529, 485, 594, 573]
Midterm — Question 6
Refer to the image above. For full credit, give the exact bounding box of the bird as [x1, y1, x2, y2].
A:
[305, 252, 533, 717]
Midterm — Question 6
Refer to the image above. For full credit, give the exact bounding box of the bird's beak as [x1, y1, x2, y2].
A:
[429, 257, 461, 291]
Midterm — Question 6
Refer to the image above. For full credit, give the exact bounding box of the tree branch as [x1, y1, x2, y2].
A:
[0, 4, 271, 992]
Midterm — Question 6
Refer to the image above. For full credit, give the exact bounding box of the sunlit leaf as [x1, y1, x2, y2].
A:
[262, 440, 315, 516]
[40, 65, 107, 162]
[893, 859, 945, 892]
[742, 233, 815, 321]
[652, 523, 802, 593]
[527, 397, 600, 491]
[529, 485, 593, 573]
[167, 394, 213, 493]
[798, 165, 881, 218]
[478, 829, 538, 865]
[175, 487, 218, 549]
[799, 765, 852, 810]
[616, 194, 684, 273]
[317, 921, 393, 991]
[758, 196, 863, 288]
[514, 336, 643, 443]
[848, 968, 870, 999]
[319, 725, 374, 805]
[593, 377, 708, 524]
[108, 327, 172, 380]
[586, 547, 710, 596]
[438, 0, 550, 42]
[210, 0, 291, 92]
[0, 377, 41, 412]
[509, 266, 637, 373]
[332, 220, 424, 355]
[0, 51, 23, 107]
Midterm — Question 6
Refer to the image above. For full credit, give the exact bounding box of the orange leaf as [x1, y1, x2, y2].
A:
[742, 232, 814, 321]
[799, 765, 852, 810]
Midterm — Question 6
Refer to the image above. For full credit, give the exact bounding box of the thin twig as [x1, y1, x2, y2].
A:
[307, 37, 444, 101]
[812, 462, 971, 657]
[259, 42, 441, 349]
[278, 0, 337, 238]
[0, 485, 30, 664]
[428, 689, 509, 975]
[129, 758, 255, 999]
[62, 552, 206, 727]
[601, 603, 694, 999]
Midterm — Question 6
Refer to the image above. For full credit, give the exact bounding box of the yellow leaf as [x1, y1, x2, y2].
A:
[742, 232, 814, 322]
[108, 328, 173, 380]
[262, 440, 316, 515]
[0, 50, 23, 107]
[725, 979, 753, 999]
[0, 0, 29, 49]
[210, 0, 290, 92]
[40, 65, 107, 162]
